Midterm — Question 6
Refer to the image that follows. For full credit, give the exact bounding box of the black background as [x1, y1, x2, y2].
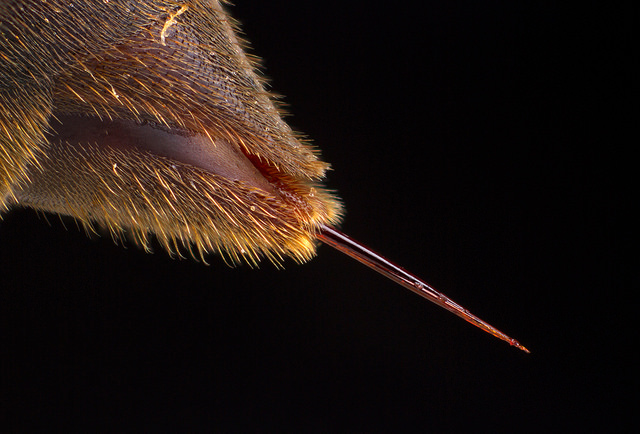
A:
[1, 1, 631, 432]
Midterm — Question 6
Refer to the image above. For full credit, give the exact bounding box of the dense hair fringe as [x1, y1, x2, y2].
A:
[18, 142, 342, 266]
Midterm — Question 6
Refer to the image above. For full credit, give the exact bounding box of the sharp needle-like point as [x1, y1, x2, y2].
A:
[317, 225, 529, 353]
